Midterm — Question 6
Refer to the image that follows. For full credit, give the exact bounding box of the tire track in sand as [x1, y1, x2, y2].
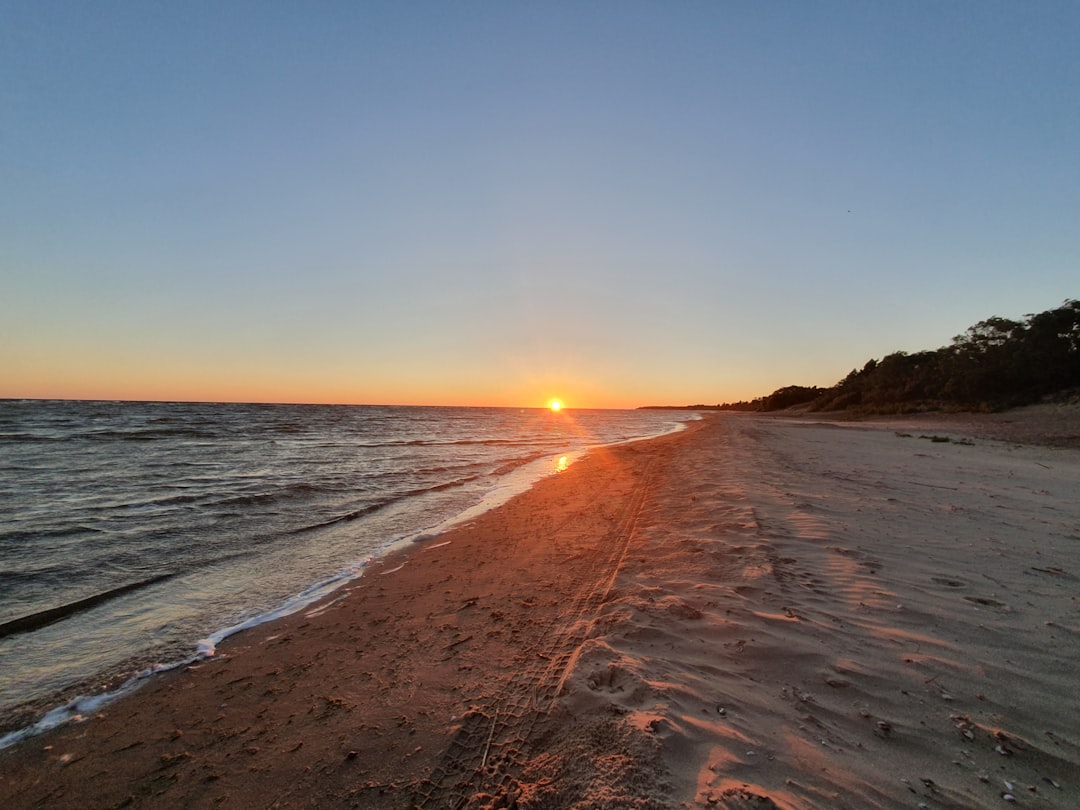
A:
[412, 457, 656, 809]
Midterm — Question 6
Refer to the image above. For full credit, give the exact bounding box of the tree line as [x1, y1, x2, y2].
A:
[718, 299, 1080, 414]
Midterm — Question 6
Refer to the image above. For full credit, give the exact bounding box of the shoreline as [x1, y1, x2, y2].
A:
[0, 420, 705, 807]
[0, 412, 696, 745]
[3, 413, 1078, 808]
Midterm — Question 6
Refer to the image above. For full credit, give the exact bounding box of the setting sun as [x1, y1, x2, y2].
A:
[549, 399, 563, 412]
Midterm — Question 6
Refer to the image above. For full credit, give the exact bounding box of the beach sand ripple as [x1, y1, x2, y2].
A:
[548, 416, 1080, 809]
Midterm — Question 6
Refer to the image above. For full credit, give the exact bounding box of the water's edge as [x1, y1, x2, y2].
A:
[0, 417, 695, 750]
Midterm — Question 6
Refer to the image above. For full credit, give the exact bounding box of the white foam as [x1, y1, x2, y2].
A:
[0, 558, 375, 750]
[193, 559, 372, 657]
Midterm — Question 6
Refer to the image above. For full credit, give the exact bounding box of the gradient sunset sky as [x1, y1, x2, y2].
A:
[3, 2, 1078, 408]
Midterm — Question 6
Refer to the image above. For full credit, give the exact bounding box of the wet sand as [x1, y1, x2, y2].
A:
[2, 413, 1078, 808]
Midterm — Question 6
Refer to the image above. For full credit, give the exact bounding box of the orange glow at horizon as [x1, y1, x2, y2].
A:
[3, 352, 738, 409]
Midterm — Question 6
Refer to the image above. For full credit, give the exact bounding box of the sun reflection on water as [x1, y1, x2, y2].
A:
[556, 455, 569, 472]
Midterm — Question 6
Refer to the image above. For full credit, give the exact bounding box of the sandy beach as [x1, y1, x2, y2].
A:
[2, 413, 1078, 809]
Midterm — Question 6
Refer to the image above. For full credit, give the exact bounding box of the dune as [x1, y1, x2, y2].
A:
[2, 413, 1078, 809]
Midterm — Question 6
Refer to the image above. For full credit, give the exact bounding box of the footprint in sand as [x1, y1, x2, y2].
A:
[587, 663, 633, 693]
[712, 787, 782, 809]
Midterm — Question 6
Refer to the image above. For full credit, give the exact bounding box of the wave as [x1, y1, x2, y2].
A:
[0, 525, 108, 545]
[265, 423, 309, 435]
[404, 473, 484, 497]
[211, 481, 335, 509]
[290, 500, 399, 534]
[0, 427, 228, 443]
[0, 573, 175, 639]
[140, 493, 208, 507]
[0, 567, 69, 589]
[350, 437, 559, 449]
[0, 433, 68, 443]
[78, 428, 223, 442]
[60, 481, 349, 516]
[412, 461, 489, 476]
[290, 473, 486, 534]
[492, 451, 550, 476]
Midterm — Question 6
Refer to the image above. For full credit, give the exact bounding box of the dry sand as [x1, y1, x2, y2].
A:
[1, 413, 1078, 809]
[808, 401, 1080, 450]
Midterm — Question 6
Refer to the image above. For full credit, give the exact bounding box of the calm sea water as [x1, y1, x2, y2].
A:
[0, 400, 694, 739]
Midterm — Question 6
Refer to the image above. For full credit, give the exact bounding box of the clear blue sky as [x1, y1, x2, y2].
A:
[3, 1, 1077, 407]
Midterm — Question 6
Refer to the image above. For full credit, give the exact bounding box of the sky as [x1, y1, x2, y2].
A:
[2, 1, 1078, 409]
